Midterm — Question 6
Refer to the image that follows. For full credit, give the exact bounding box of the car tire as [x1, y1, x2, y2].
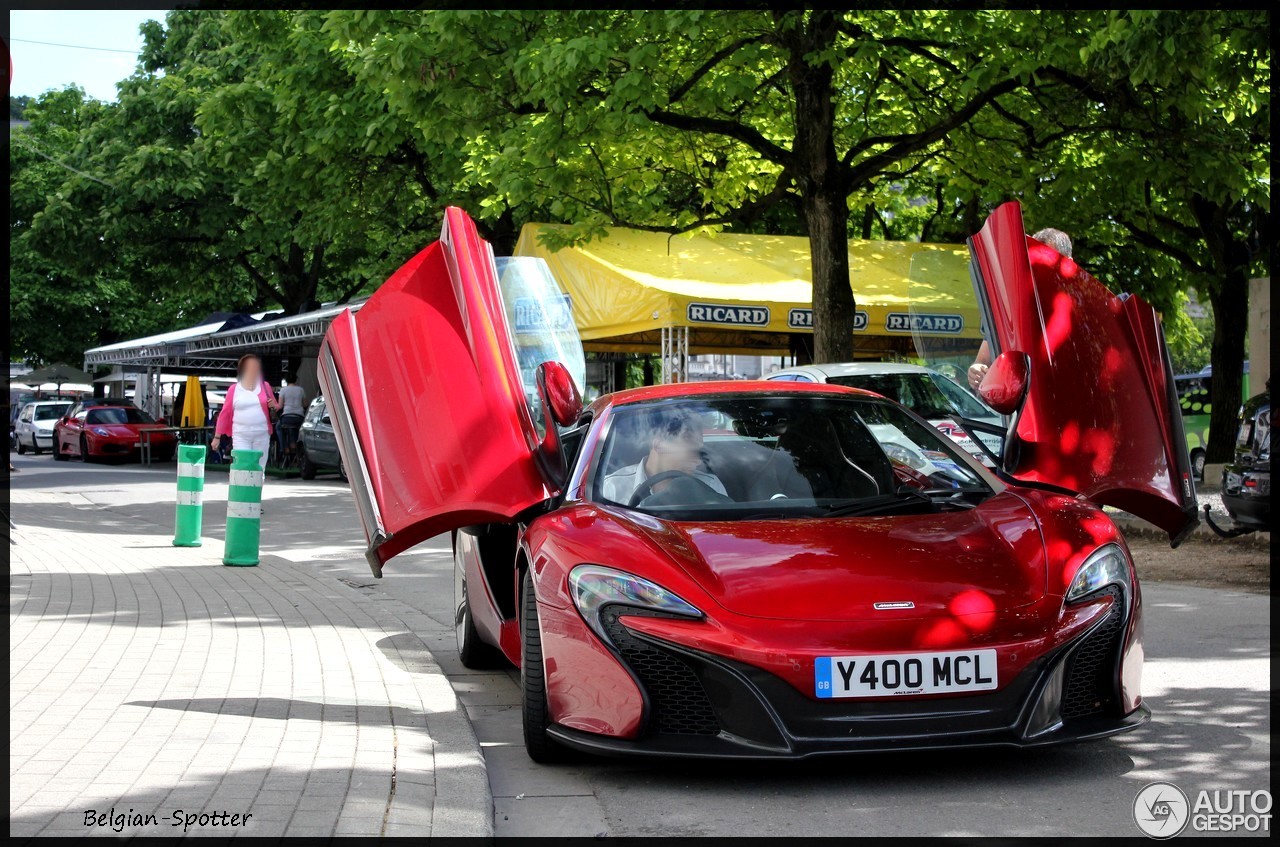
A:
[32, 436, 43, 455]
[80, 435, 91, 463]
[521, 568, 567, 763]
[454, 535, 506, 670]
[338, 461, 348, 483]
[16, 439, 26, 456]
[299, 448, 317, 480]
[1191, 449, 1206, 481]
[54, 436, 68, 461]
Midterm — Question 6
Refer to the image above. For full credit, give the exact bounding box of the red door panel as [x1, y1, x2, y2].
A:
[318, 208, 556, 574]
[969, 202, 1198, 544]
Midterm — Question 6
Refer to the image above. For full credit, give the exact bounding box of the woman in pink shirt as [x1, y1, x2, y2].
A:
[213, 354, 280, 470]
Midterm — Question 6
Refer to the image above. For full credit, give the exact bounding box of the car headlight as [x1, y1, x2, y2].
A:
[93, 427, 111, 436]
[1065, 543, 1131, 603]
[569, 564, 702, 641]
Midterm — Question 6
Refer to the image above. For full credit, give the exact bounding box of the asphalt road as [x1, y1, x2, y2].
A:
[8, 454, 1271, 837]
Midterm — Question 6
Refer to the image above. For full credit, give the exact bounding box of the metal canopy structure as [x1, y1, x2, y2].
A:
[82, 300, 369, 418]
[83, 299, 370, 374]
[185, 300, 368, 360]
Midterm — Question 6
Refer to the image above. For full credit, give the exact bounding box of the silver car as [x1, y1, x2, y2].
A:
[298, 396, 346, 481]
[14, 400, 72, 455]
[766, 362, 1003, 465]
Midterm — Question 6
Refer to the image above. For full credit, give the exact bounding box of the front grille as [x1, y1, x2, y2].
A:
[600, 607, 720, 736]
[1061, 585, 1125, 720]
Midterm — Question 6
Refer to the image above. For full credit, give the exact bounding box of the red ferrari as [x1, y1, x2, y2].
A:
[318, 204, 1197, 761]
[53, 404, 176, 463]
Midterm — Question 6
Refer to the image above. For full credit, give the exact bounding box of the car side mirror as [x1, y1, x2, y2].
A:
[979, 350, 1031, 416]
[533, 361, 583, 489]
[536, 361, 582, 428]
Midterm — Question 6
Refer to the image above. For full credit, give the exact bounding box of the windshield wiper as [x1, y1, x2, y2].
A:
[823, 487, 983, 518]
[822, 488, 933, 518]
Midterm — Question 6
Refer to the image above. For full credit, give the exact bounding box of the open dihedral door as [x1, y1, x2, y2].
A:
[958, 202, 1198, 545]
[318, 207, 585, 575]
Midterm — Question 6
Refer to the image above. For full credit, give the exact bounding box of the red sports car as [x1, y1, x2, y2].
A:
[318, 204, 1197, 761]
[54, 404, 176, 462]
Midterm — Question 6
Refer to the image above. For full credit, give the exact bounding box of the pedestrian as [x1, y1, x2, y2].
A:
[212, 354, 280, 472]
[967, 227, 1074, 391]
[276, 374, 307, 461]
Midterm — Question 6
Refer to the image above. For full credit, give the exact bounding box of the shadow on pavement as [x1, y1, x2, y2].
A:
[124, 697, 425, 728]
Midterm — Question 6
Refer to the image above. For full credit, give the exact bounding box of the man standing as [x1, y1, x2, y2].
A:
[276, 375, 308, 460]
[967, 228, 1074, 391]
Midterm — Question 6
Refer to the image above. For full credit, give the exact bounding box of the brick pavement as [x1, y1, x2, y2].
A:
[8, 488, 492, 838]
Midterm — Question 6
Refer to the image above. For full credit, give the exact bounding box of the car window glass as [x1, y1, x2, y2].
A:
[594, 395, 988, 519]
[929, 372, 997, 419]
[494, 256, 586, 439]
[87, 407, 152, 425]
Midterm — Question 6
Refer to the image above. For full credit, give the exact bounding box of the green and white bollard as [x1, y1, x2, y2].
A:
[172, 443, 206, 547]
[223, 449, 264, 567]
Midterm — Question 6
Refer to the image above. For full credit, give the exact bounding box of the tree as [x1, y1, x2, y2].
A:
[9, 88, 210, 364]
[328, 10, 1074, 362]
[946, 10, 1268, 462]
[29, 10, 463, 319]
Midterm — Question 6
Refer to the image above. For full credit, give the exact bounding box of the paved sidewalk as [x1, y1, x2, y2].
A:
[8, 487, 492, 838]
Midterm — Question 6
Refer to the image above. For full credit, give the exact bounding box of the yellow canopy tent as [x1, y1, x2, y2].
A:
[514, 224, 979, 357]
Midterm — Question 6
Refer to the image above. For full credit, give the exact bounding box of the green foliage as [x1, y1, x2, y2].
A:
[10, 94, 34, 120]
[10, 8, 1267, 401]
[9, 88, 203, 365]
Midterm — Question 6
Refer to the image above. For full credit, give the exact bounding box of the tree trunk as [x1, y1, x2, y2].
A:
[783, 11, 855, 364]
[1191, 196, 1255, 464]
[1205, 273, 1248, 463]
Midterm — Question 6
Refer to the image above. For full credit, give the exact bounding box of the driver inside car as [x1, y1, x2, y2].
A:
[602, 407, 728, 505]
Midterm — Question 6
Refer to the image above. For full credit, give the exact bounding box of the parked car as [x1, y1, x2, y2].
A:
[317, 204, 1196, 762]
[61, 396, 138, 421]
[1175, 361, 1251, 480]
[767, 362, 1003, 465]
[298, 396, 346, 480]
[1220, 387, 1270, 532]
[14, 400, 72, 454]
[54, 404, 176, 462]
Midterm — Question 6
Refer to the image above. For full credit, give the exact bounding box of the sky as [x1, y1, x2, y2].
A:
[9, 9, 169, 102]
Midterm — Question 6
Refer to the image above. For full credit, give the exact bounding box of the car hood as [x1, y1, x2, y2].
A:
[620, 491, 1047, 622]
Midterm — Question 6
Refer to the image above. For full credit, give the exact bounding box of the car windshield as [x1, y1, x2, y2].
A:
[87, 407, 153, 425]
[593, 394, 992, 520]
[825, 372, 990, 421]
[35, 404, 70, 421]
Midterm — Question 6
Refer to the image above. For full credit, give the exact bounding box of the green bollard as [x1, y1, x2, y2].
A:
[173, 443, 206, 547]
[223, 448, 264, 567]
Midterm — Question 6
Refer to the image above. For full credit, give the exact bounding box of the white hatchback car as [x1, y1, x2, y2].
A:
[14, 400, 72, 455]
[765, 362, 1003, 465]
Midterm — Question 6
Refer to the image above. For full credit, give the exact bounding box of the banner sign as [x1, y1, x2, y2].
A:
[787, 308, 869, 332]
[686, 303, 771, 327]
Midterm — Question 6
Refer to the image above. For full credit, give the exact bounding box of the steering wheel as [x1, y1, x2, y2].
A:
[628, 470, 717, 507]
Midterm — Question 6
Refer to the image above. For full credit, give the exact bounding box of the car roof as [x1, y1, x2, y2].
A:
[24, 400, 70, 406]
[601, 379, 881, 407]
[772, 361, 933, 378]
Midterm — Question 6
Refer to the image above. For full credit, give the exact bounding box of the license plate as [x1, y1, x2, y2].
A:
[815, 649, 998, 698]
[134, 441, 143, 448]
